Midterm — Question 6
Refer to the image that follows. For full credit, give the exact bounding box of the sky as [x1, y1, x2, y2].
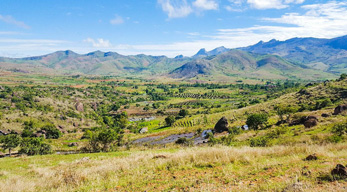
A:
[0, 0, 347, 58]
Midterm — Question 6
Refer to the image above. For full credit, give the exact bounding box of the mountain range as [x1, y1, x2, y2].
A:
[0, 35, 346, 81]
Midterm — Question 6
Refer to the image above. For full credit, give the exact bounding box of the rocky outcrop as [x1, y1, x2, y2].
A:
[333, 104, 347, 115]
[75, 102, 84, 112]
[214, 117, 229, 133]
[331, 164, 347, 178]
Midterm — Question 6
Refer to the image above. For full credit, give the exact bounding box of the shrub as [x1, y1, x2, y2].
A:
[178, 109, 189, 117]
[84, 128, 123, 152]
[41, 124, 62, 139]
[175, 137, 189, 145]
[250, 136, 269, 147]
[246, 113, 269, 130]
[331, 122, 347, 136]
[165, 116, 176, 126]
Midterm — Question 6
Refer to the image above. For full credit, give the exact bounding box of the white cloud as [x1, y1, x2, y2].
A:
[225, 0, 306, 10]
[225, 0, 246, 11]
[158, 0, 193, 18]
[0, 15, 30, 29]
[247, 0, 288, 9]
[110, 15, 124, 25]
[84, 38, 112, 48]
[193, 0, 218, 10]
[1, 1, 346, 58]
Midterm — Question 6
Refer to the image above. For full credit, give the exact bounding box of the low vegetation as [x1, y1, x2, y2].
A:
[0, 73, 346, 191]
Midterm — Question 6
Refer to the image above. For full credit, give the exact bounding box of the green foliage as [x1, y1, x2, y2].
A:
[339, 73, 347, 81]
[19, 137, 52, 155]
[274, 104, 298, 121]
[0, 134, 21, 155]
[331, 122, 347, 136]
[246, 113, 269, 130]
[228, 126, 241, 135]
[41, 124, 62, 139]
[175, 137, 190, 146]
[85, 128, 123, 152]
[178, 109, 189, 117]
[250, 136, 269, 147]
[165, 115, 176, 127]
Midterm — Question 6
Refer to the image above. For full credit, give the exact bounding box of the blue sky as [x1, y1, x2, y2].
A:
[0, 0, 346, 57]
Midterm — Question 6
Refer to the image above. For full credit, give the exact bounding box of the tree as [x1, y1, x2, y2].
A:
[41, 124, 62, 139]
[19, 137, 52, 155]
[86, 128, 123, 152]
[246, 113, 269, 130]
[339, 73, 347, 81]
[178, 109, 189, 117]
[165, 116, 176, 126]
[0, 134, 21, 156]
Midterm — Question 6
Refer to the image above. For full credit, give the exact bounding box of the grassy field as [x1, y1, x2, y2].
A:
[0, 144, 346, 191]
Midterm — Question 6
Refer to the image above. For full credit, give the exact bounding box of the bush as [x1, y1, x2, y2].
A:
[84, 128, 123, 152]
[19, 137, 52, 155]
[175, 137, 189, 145]
[246, 113, 269, 130]
[165, 115, 176, 126]
[331, 122, 347, 136]
[41, 124, 62, 139]
[250, 136, 269, 147]
[178, 109, 189, 117]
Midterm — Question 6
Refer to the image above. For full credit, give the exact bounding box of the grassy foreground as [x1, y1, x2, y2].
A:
[1, 143, 346, 192]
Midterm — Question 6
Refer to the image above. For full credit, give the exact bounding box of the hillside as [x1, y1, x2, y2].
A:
[170, 50, 335, 80]
[0, 75, 346, 192]
[241, 35, 347, 73]
[0, 50, 191, 76]
[1, 35, 346, 81]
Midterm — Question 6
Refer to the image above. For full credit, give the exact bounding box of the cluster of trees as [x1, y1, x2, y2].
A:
[0, 134, 52, 156]
[83, 127, 123, 152]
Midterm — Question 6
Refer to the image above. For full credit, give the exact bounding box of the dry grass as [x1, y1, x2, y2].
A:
[0, 143, 346, 191]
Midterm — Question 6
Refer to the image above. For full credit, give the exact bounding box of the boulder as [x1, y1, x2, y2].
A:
[304, 119, 318, 128]
[214, 117, 229, 133]
[305, 154, 318, 161]
[68, 142, 78, 147]
[321, 113, 330, 117]
[75, 102, 84, 112]
[139, 127, 148, 134]
[333, 104, 347, 115]
[91, 102, 98, 111]
[331, 164, 347, 178]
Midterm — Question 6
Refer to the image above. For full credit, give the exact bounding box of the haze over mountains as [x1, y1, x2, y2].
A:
[0, 35, 346, 80]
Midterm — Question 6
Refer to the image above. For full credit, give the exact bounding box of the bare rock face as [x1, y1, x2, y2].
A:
[75, 102, 84, 112]
[214, 117, 229, 133]
[331, 164, 347, 178]
[139, 127, 148, 134]
[333, 104, 347, 115]
[91, 102, 98, 111]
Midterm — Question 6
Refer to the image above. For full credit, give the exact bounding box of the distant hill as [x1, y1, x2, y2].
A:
[170, 49, 335, 80]
[0, 50, 191, 75]
[193, 46, 229, 58]
[241, 35, 347, 73]
[1, 35, 347, 80]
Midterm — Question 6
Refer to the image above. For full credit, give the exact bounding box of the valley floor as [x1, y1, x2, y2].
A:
[0, 143, 346, 192]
